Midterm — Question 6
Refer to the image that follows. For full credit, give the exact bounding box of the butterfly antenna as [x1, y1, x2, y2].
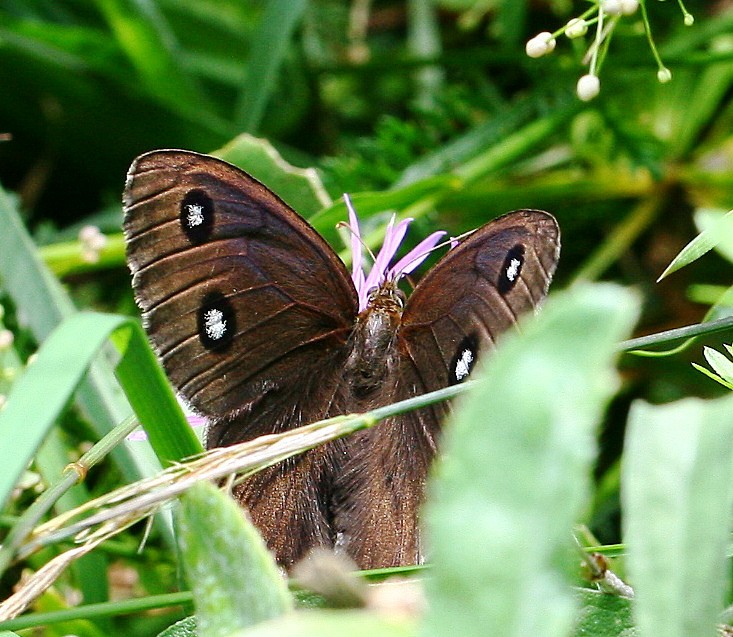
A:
[393, 227, 477, 275]
[337, 220, 378, 264]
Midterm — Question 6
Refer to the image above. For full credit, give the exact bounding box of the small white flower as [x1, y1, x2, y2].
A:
[525, 32, 556, 58]
[566, 18, 588, 39]
[601, 0, 623, 16]
[620, 0, 639, 15]
[78, 225, 101, 243]
[657, 67, 672, 83]
[577, 74, 601, 101]
[79, 224, 107, 260]
[0, 329, 14, 351]
[684, 13, 694, 26]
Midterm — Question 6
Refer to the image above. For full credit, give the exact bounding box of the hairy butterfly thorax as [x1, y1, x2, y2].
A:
[123, 150, 560, 570]
[345, 280, 405, 397]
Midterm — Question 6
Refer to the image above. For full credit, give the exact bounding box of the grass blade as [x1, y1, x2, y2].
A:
[234, 0, 308, 132]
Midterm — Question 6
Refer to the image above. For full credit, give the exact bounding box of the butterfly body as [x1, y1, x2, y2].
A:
[123, 150, 560, 570]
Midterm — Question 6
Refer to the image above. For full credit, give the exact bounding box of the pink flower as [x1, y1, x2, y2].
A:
[345, 195, 445, 311]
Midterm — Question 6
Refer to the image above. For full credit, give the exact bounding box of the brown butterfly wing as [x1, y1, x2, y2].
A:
[124, 150, 359, 566]
[336, 210, 560, 568]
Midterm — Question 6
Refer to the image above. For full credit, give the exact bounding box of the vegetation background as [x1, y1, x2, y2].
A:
[0, 1, 732, 636]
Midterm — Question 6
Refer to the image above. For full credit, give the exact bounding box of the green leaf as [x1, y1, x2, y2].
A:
[0, 312, 125, 511]
[691, 362, 733, 391]
[422, 284, 640, 637]
[234, 0, 308, 132]
[695, 207, 733, 264]
[216, 134, 331, 217]
[235, 610, 415, 637]
[176, 482, 292, 637]
[657, 208, 733, 281]
[157, 615, 197, 637]
[702, 345, 733, 386]
[621, 396, 733, 637]
[93, 0, 210, 117]
[0, 182, 160, 486]
[573, 589, 637, 637]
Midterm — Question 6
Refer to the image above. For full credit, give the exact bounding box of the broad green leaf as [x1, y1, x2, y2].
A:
[216, 134, 331, 217]
[176, 482, 292, 637]
[573, 589, 636, 637]
[621, 397, 733, 637]
[157, 616, 197, 637]
[236, 610, 415, 637]
[422, 284, 640, 637]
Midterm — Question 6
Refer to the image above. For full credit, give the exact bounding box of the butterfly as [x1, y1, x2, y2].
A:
[123, 150, 560, 570]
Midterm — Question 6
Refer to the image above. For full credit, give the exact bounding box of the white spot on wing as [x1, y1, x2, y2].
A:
[204, 308, 227, 340]
[454, 348, 474, 381]
[505, 257, 521, 282]
[186, 203, 205, 228]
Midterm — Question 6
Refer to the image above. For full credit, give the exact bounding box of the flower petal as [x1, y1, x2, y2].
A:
[390, 230, 446, 278]
[344, 195, 367, 307]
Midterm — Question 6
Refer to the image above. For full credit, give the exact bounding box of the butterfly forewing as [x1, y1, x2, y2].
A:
[400, 209, 560, 387]
[124, 151, 359, 419]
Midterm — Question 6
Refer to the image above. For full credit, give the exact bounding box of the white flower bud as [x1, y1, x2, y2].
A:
[684, 13, 694, 26]
[526, 32, 556, 58]
[601, 0, 623, 15]
[79, 224, 101, 243]
[566, 18, 588, 39]
[657, 67, 672, 83]
[620, 0, 639, 15]
[577, 74, 601, 101]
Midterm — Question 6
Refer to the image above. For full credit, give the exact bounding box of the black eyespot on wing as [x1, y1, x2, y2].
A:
[198, 292, 236, 351]
[450, 334, 479, 384]
[497, 244, 525, 295]
[180, 189, 214, 244]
